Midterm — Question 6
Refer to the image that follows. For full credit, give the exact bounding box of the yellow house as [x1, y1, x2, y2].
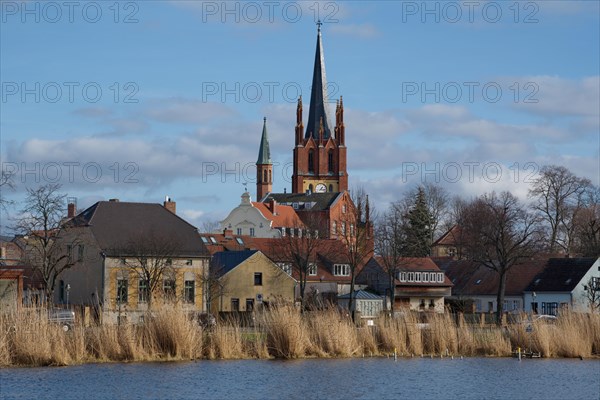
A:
[210, 250, 296, 313]
[58, 198, 210, 324]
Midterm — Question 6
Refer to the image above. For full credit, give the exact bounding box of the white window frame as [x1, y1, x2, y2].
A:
[308, 263, 317, 276]
[333, 264, 350, 276]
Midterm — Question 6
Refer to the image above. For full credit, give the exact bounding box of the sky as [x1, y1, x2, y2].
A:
[1, 0, 599, 231]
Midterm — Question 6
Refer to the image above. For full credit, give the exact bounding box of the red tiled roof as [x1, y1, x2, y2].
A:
[433, 225, 462, 246]
[251, 202, 304, 228]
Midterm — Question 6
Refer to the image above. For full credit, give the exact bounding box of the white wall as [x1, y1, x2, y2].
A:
[220, 193, 280, 238]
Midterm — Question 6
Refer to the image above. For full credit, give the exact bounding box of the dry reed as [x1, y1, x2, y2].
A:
[1, 306, 599, 367]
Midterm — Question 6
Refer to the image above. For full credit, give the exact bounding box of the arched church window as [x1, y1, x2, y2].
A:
[329, 184, 333, 192]
[328, 150, 334, 173]
[308, 150, 315, 173]
[263, 170, 268, 183]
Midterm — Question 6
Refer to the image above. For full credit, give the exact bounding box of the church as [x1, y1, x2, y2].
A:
[221, 24, 358, 239]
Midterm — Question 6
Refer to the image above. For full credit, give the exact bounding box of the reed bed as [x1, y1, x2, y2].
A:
[1, 306, 599, 367]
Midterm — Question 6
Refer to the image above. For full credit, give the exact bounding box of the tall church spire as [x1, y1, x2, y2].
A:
[305, 21, 332, 140]
[256, 117, 272, 200]
[257, 117, 271, 164]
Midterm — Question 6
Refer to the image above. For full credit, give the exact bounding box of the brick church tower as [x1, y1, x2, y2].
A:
[292, 23, 348, 194]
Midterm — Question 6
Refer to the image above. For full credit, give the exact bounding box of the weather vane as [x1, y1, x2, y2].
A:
[316, 19, 322, 31]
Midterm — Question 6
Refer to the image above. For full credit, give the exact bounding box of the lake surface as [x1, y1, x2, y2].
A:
[1, 358, 599, 400]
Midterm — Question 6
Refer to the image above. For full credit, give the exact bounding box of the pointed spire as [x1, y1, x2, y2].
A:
[305, 22, 332, 140]
[256, 117, 271, 165]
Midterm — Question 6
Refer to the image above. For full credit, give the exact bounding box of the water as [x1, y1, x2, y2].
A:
[1, 358, 599, 400]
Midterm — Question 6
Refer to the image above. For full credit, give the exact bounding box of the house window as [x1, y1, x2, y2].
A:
[117, 278, 128, 304]
[341, 222, 346, 235]
[237, 228, 242, 235]
[66, 245, 73, 262]
[201, 236, 209, 244]
[332, 221, 337, 235]
[254, 272, 263, 286]
[408, 272, 415, 282]
[542, 302, 558, 316]
[120, 258, 126, 265]
[186, 259, 193, 266]
[278, 263, 292, 275]
[342, 205, 347, 214]
[209, 237, 217, 244]
[513, 300, 519, 311]
[334, 264, 350, 276]
[329, 184, 333, 192]
[399, 272, 406, 282]
[166, 258, 173, 266]
[184, 280, 195, 303]
[308, 263, 317, 276]
[163, 279, 176, 301]
[419, 299, 425, 309]
[236, 237, 244, 245]
[475, 299, 482, 312]
[429, 299, 435, 309]
[249, 228, 255, 237]
[231, 298, 240, 311]
[308, 150, 315, 173]
[415, 272, 421, 282]
[437, 273, 444, 283]
[350, 223, 355, 236]
[77, 245, 84, 261]
[138, 279, 149, 303]
[246, 298, 254, 312]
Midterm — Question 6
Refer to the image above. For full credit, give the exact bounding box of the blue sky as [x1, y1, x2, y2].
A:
[1, 0, 599, 230]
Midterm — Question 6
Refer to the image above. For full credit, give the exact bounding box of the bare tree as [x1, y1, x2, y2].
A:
[573, 186, 600, 257]
[337, 187, 375, 321]
[201, 219, 221, 234]
[112, 231, 181, 310]
[199, 262, 230, 313]
[583, 276, 600, 313]
[268, 214, 325, 310]
[460, 191, 541, 324]
[529, 165, 591, 254]
[13, 184, 79, 304]
[375, 202, 407, 315]
[0, 169, 15, 213]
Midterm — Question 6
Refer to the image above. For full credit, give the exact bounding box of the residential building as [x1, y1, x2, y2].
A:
[523, 257, 600, 314]
[436, 258, 547, 314]
[220, 192, 304, 238]
[431, 225, 463, 259]
[0, 268, 24, 311]
[209, 250, 296, 313]
[58, 198, 210, 324]
[358, 256, 452, 313]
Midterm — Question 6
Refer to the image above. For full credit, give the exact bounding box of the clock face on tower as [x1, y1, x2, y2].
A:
[315, 183, 327, 193]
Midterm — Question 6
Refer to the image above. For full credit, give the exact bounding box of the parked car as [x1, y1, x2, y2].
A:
[48, 309, 75, 332]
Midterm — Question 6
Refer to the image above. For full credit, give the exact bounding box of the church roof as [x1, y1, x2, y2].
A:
[262, 192, 342, 212]
[305, 23, 332, 140]
[256, 117, 271, 165]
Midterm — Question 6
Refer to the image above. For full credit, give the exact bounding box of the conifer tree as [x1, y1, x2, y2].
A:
[402, 187, 433, 257]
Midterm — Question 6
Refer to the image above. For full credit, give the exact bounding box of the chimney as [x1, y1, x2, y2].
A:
[67, 197, 77, 218]
[223, 229, 233, 239]
[269, 199, 277, 215]
[109, 198, 120, 202]
[163, 195, 176, 214]
[67, 203, 76, 218]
